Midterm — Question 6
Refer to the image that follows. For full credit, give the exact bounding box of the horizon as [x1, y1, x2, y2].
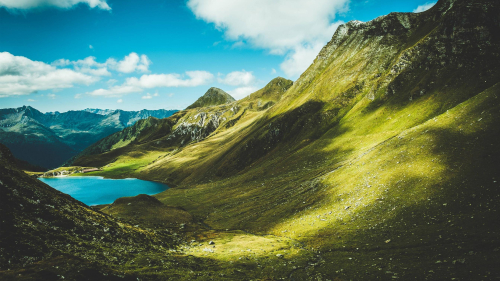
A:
[0, 0, 436, 112]
[11, 105, 180, 114]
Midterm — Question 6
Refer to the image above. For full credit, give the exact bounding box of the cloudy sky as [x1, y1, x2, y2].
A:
[0, 0, 436, 112]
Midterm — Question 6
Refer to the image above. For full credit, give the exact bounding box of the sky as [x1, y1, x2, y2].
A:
[0, 0, 437, 112]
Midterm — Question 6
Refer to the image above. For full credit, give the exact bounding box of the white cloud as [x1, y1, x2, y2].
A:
[413, 2, 436, 13]
[86, 71, 213, 97]
[126, 71, 214, 88]
[271, 68, 277, 74]
[0, 0, 111, 10]
[231, 41, 245, 48]
[47, 93, 56, 99]
[117, 99, 123, 103]
[188, 0, 348, 78]
[74, 94, 82, 99]
[280, 42, 328, 77]
[218, 70, 255, 86]
[142, 92, 159, 99]
[0, 52, 97, 97]
[51, 59, 71, 67]
[168, 93, 175, 97]
[52, 52, 150, 78]
[229, 86, 258, 100]
[86, 85, 142, 97]
[107, 52, 151, 74]
[89, 45, 94, 49]
[27, 98, 35, 102]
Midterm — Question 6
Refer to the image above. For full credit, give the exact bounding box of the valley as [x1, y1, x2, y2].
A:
[1, 0, 500, 280]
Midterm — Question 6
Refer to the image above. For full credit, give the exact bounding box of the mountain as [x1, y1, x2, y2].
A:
[185, 87, 236, 109]
[71, 77, 293, 169]
[82, 108, 116, 115]
[9, 0, 500, 279]
[0, 106, 178, 169]
[0, 143, 180, 280]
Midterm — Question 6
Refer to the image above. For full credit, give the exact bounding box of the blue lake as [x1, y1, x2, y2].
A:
[39, 176, 169, 206]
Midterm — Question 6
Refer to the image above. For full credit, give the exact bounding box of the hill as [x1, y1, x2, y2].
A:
[0, 106, 178, 169]
[185, 87, 236, 109]
[0, 143, 179, 280]
[27, 0, 500, 279]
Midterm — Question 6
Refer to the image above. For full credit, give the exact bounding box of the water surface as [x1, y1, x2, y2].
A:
[39, 176, 169, 206]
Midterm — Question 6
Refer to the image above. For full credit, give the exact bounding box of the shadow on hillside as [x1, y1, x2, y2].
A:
[269, 101, 500, 279]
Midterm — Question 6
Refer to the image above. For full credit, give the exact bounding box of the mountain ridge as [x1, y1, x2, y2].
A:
[0, 106, 178, 168]
[5, 0, 500, 279]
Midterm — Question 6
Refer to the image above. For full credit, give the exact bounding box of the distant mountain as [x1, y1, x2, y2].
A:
[0, 106, 178, 169]
[82, 108, 116, 115]
[185, 87, 235, 109]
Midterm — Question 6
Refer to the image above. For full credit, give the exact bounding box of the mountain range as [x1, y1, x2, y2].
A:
[0, 106, 177, 169]
[2, 0, 500, 279]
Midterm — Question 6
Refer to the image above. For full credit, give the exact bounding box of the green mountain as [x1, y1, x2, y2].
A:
[185, 87, 236, 109]
[5, 0, 500, 279]
[0, 106, 178, 169]
[71, 77, 293, 170]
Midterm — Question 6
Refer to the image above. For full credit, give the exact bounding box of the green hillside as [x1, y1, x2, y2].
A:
[185, 87, 236, 110]
[13, 0, 500, 279]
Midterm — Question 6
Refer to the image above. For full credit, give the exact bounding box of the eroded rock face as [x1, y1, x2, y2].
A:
[165, 104, 240, 145]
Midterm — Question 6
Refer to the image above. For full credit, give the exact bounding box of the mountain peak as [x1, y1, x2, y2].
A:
[186, 87, 235, 110]
[246, 77, 293, 102]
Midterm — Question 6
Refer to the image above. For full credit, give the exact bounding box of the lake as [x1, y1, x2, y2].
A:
[39, 176, 169, 206]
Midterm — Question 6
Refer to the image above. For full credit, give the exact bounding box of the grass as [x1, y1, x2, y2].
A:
[50, 2, 500, 279]
[82, 150, 168, 178]
[72, 82, 500, 280]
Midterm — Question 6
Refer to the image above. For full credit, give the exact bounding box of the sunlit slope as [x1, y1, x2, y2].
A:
[72, 77, 294, 181]
[67, 0, 500, 278]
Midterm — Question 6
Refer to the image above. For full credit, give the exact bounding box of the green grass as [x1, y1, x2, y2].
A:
[57, 3, 500, 279]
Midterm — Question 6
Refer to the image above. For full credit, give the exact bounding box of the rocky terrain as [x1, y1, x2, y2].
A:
[0, 143, 181, 280]
[4, 0, 500, 279]
[0, 106, 178, 169]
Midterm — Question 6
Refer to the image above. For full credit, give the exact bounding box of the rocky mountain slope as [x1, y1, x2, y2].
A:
[24, 0, 500, 279]
[0, 106, 178, 169]
[71, 77, 293, 169]
[0, 143, 180, 280]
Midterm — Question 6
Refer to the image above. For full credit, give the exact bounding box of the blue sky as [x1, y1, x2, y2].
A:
[0, 0, 436, 112]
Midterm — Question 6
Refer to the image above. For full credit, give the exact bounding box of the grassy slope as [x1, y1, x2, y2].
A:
[69, 0, 500, 279]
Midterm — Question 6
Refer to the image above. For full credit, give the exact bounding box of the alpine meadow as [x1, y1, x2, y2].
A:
[1, 0, 500, 280]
